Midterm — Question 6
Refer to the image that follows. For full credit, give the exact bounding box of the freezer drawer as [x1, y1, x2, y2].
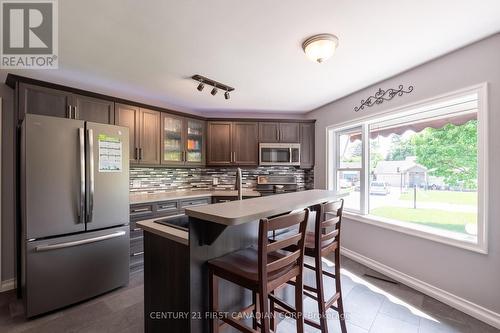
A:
[25, 226, 130, 317]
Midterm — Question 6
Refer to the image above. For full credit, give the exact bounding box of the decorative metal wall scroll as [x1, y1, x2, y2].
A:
[354, 85, 414, 112]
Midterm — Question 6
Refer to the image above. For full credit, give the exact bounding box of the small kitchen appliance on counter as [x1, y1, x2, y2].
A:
[256, 175, 298, 196]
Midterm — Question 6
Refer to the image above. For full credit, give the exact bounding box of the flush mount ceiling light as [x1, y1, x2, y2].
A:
[302, 33, 339, 63]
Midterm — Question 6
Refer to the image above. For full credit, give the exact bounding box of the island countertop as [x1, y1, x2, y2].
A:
[185, 189, 339, 226]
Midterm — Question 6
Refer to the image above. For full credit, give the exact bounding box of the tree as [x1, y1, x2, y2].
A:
[412, 121, 477, 188]
[387, 135, 415, 161]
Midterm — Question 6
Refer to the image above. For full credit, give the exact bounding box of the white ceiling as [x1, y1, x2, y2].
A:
[3, 0, 500, 114]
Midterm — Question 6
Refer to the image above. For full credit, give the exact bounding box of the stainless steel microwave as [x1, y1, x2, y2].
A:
[259, 143, 300, 166]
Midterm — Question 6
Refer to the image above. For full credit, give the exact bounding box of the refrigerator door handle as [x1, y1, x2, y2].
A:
[79, 128, 85, 224]
[34, 231, 126, 252]
[87, 129, 95, 223]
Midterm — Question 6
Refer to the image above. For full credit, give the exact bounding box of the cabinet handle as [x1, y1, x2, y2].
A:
[134, 148, 138, 160]
[131, 207, 150, 213]
[233, 151, 236, 162]
[276, 128, 279, 141]
[132, 251, 144, 257]
[139, 148, 143, 160]
[74, 106, 78, 119]
[67, 105, 72, 119]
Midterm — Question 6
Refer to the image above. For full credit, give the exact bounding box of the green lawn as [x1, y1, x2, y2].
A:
[370, 206, 476, 234]
[399, 190, 477, 205]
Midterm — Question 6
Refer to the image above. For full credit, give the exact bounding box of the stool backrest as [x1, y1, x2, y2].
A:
[258, 209, 309, 289]
[315, 199, 344, 256]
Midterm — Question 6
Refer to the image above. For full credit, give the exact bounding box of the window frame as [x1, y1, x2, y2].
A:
[326, 83, 488, 254]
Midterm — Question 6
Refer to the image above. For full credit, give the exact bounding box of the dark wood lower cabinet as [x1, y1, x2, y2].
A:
[144, 232, 190, 333]
[129, 197, 210, 272]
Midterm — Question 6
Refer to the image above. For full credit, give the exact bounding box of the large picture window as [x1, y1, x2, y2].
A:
[327, 86, 487, 252]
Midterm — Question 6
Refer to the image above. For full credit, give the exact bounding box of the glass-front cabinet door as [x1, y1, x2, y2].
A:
[185, 119, 204, 165]
[161, 114, 205, 166]
[161, 114, 184, 165]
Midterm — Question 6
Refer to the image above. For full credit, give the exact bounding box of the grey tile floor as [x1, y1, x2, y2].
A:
[0, 257, 498, 333]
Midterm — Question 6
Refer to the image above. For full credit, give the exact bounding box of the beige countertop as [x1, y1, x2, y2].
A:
[185, 189, 340, 226]
[136, 218, 189, 246]
[130, 189, 261, 204]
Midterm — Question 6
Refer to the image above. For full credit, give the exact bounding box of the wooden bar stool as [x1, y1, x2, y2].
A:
[275, 200, 346, 333]
[208, 209, 310, 333]
[303, 199, 346, 333]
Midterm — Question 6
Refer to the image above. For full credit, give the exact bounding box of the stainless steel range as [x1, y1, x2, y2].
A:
[256, 175, 298, 196]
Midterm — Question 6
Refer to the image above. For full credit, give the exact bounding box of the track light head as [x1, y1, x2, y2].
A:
[224, 90, 230, 100]
[211, 87, 218, 96]
[197, 81, 205, 91]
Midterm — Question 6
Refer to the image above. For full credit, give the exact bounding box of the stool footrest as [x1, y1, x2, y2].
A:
[269, 293, 296, 315]
[221, 317, 259, 333]
[326, 292, 341, 310]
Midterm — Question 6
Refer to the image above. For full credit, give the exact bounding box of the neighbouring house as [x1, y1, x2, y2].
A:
[373, 156, 428, 188]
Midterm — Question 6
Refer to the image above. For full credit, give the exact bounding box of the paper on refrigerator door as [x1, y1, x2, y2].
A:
[98, 134, 122, 172]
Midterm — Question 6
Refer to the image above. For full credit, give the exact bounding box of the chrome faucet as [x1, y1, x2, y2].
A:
[235, 168, 243, 200]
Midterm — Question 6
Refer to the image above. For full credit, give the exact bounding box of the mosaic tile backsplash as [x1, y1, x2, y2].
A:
[130, 166, 314, 193]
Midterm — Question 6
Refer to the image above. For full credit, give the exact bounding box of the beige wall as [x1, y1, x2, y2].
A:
[307, 33, 500, 315]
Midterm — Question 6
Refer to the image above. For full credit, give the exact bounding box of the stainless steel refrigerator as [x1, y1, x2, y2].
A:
[20, 114, 130, 317]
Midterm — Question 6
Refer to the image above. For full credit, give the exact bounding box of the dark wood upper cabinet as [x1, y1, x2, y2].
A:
[73, 94, 114, 124]
[232, 122, 258, 165]
[138, 109, 161, 165]
[18, 83, 114, 125]
[116, 105, 160, 165]
[161, 115, 205, 167]
[207, 121, 258, 166]
[259, 122, 300, 143]
[115, 103, 140, 163]
[279, 122, 300, 143]
[259, 122, 280, 143]
[19, 83, 71, 119]
[300, 122, 315, 168]
[207, 122, 232, 166]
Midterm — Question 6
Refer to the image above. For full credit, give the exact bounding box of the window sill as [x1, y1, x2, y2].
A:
[343, 211, 487, 254]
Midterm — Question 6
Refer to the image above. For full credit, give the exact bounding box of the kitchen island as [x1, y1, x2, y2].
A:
[138, 190, 340, 333]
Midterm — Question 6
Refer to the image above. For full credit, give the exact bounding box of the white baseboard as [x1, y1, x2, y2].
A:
[0, 278, 15, 292]
[341, 247, 500, 330]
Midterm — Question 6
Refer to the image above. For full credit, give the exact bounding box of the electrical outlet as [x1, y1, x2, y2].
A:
[212, 177, 219, 185]
[132, 180, 141, 188]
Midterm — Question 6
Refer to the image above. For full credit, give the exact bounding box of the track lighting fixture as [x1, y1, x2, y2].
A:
[197, 80, 205, 91]
[191, 74, 234, 101]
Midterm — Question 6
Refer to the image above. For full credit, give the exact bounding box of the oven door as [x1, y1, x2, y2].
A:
[259, 143, 300, 166]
